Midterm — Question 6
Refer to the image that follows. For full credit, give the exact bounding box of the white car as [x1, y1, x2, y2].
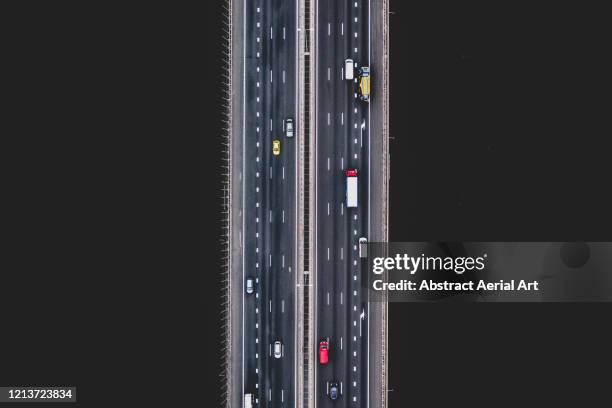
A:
[345, 59, 354, 80]
[274, 341, 283, 358]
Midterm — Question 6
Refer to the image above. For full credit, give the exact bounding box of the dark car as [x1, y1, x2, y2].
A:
[329, 382, 338, 400]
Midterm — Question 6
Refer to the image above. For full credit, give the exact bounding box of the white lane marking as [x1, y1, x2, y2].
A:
[282, 166, 285, 179]
[354, 47, 358, 53]
[256, 96, 260, 103]
[355, 32, 358, 38]
[341, 112, 344, 125]
[327, 112, 330, 125]
[282, 210, 285, 223]
[341, 203, 344, 215]
[269, 253, 272, 267]
[327, 157, 330, 171]
[353, 381, 356, 387]
[354, 138, 357, 144]
[282, 254, 285, 268]
[328, 67, 330, 81]
[283, 27, 286, 40]
[270, 70, 273, 82]
[355, 108, 358, 114]
[340, 247, 343, 260]
[340, 292, 343, 305]
[283, 70, 286, 83]
[355, 17, 358, 22]
[257, 7, 260, 12]
[354, 153, 358, 159]
[354, 2, 357, 8]
[282, 390, 284, 402]
[257, 22, 260, 28]
[327, 202, 330, 215]
[257, 37, 260, 43]
[256, 52, 260, 58]
[269, 166, 272, 179]
[341, 22, 344, 35]
[257, 81, 260, 87]
[340, 337, 343, 350]
[341, 157, 344, 169]
[327, 247, 330, 260]
[282, 300, 285, 313]
[269, 388, 271, 401]
[328, 23, 331, 36]
[270, 300, 272, 313]
[327, 292, 330, 305]
[270, 26, 273, 39]
[256, 308, 259, 314]
[269, 210, 272, 223]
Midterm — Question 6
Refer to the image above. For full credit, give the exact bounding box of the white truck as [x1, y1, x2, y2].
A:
[244, 393, 254, 408]
[346, 169, 358, 208]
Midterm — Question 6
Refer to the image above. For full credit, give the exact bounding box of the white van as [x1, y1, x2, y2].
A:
[359, 237, 367, 258]
[345, 59, 354, 80]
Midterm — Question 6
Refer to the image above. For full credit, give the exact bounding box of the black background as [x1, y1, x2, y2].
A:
[0, 1, 610, 407]
[388, 2, 612, 406]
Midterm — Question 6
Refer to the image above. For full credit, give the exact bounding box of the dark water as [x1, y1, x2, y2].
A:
[388, 3, 612, 406]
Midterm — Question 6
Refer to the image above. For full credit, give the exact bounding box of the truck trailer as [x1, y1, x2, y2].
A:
[346, 169, 358, 208]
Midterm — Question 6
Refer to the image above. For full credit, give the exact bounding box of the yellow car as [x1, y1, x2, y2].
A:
[359, 66, 370, 101]
[272, 139, 281, 156]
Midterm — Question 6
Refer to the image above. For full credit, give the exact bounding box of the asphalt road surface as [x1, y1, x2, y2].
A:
[314, 0, 371, 407]
[241, 0, 299, 406]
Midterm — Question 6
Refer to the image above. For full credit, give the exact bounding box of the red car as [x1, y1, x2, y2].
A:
[319, 339, 329, 365]
[345, 169, 357, 177]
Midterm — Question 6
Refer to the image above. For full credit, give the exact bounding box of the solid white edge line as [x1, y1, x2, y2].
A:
[294, 0, 299, 404]
[242, 0, 247, 402]
[367, 0, 371, 407]
[313, 0, 319, 405]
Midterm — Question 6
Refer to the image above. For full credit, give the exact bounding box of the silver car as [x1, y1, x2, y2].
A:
[285, 118, 294, 138]
[274, 341, 283, 358]
[359, 237, 367, 258]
